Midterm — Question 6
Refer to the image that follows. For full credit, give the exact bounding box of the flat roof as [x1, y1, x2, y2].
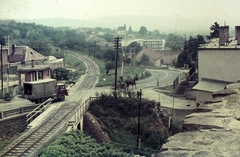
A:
[192, 80, 230, 92]
[18, 65, 51, 72]
[199, 38, 240, 50]
[24, 79, 56, 84]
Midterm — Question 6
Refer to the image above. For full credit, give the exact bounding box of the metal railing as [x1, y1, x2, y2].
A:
[0, 105, 37, 119]
[26, 98, 52, 124]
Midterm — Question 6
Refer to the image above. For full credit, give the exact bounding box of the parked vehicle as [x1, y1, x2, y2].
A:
[23, 79, 68, 104]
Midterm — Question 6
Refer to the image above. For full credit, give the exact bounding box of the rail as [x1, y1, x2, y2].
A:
[26, 98, 52, 124]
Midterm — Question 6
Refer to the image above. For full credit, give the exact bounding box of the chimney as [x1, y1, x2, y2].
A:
[31, 60, 34, 67]
[235, 26, 240, 45]
[11, 44, 15, 54]
[219, 26, 229, 46]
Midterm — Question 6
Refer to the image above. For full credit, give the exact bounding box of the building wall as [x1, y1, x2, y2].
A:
[143, 40, 164, 51]
[160, 51, 180, 65]
[43, 69, 51, 79]
[116, 30, 126, 34]
[196, 90, 213, 102]
[198, 49, 240, 82]
[0, 114, 27, 140]
[154, 58, 161, 67]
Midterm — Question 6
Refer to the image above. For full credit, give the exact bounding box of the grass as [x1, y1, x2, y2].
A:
[66, 50, 155, 87]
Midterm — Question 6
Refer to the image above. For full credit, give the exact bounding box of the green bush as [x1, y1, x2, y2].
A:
[39, 130, 131, 157]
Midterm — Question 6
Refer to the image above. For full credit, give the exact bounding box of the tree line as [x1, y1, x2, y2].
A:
[175, 22, 220, 68]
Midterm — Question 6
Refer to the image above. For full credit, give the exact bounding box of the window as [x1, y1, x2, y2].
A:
[38, 71, 43, 80]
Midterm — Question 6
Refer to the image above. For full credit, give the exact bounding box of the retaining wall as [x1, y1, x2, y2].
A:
[0, 114, 27, 140]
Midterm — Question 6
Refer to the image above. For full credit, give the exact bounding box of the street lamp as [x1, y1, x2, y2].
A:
[137, 89, 142, 149]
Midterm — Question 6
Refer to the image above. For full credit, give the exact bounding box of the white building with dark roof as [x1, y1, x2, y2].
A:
[193, 26, 240, 102]
[116, 24, 127, 35]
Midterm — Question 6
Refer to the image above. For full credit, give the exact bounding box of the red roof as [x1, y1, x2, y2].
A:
[137, 47, 160, 60]
[9, 46, 47, 63]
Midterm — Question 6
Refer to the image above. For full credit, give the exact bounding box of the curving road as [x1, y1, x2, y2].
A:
[137, 69, 182, 89]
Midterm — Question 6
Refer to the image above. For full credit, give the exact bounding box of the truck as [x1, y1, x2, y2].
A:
[23, 78, 68, 104]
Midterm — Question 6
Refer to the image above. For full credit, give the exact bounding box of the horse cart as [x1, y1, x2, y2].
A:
[111, 75, 138, 91]
[111, 81, 127, 91]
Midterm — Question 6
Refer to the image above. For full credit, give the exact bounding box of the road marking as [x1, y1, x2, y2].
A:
[159, 70, 168, 81]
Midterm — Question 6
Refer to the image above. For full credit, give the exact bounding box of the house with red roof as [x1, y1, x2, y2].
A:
[8, 45, 47, 74]
[136, 47, 161, 66]
[159, 50, 181, 65]
[135, 47, 181, 66]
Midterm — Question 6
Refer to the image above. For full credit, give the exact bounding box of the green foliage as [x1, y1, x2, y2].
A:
[125, 41, 142, 55]
[105, 61, 114, 70]
[0, 35, 6, 45]
[102, 33, 114, 42]
[139, 54, 150, 64]
[0, 21, 92, 56]
[128, 26, 133, 33]
[29, 40, 52, 56]
[103, 49, 116, 62]
[206, 22, 220, 40]
[175, 35, 205, 68]
[52, 68, 70, 80]
[39, 130, 131, 157]
[139, 26, 147, 36]
[88, 96, 169, 155]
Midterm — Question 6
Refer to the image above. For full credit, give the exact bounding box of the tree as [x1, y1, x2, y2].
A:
[103, 49, 116, 62]
[29, 40, 52, 56]
[175, 35, 205, 68]
[128, 26, 133, 33]
[126, 41, 142, 55]
[140, 54, 150, 64]
[102, 33, 114, 42]
[51, 68, 70, 80]
[0, 35, 6, 46]
[206, 22, 220, 39]
[139, 26, 147, 36]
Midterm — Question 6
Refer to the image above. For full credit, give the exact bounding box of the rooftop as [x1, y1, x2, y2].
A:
[199, 38, 240, 50]
[17, 64, 51, 72]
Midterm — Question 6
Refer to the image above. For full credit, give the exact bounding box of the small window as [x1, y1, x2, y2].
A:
[47, 69, 50, 76]
[38, 71, 43, 80]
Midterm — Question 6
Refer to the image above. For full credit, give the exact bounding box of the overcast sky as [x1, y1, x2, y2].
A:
[0, 0, 239, 31]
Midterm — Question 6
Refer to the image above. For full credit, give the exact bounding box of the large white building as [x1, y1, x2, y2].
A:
[142, 39, 165, 51]
[193, 26, 240, 102]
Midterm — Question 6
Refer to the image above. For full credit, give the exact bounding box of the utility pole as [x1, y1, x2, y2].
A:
[6, 35, 9, 93]
[121, 46, 125, 77]
[1, 43, 3, 95]
[62, 43, 66, 68]
[93, 41, 96, 59]
[137, 89, 142, 149]
[0, 36, 5, 96]
[114, 37, 121, 99]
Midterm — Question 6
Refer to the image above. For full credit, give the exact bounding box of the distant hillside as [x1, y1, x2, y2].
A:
[16, 15, 211, 34]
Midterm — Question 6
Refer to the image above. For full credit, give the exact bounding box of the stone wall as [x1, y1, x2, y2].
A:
[0, 114, 27, 140]
[160, 106, 193, 131]
[156, 83, 240, 157]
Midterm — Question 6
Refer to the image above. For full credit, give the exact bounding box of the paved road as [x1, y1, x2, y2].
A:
[0, 68, 195, 112]
[137, 69, 182, 89]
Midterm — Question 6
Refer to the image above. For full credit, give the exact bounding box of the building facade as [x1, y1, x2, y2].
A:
[116, 24, 127, 35]
[142, 39, 165, 51]
[193, 26, 240, 102]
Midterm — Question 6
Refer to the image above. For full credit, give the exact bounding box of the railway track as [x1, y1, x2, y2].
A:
[0, 53, 99, 157]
